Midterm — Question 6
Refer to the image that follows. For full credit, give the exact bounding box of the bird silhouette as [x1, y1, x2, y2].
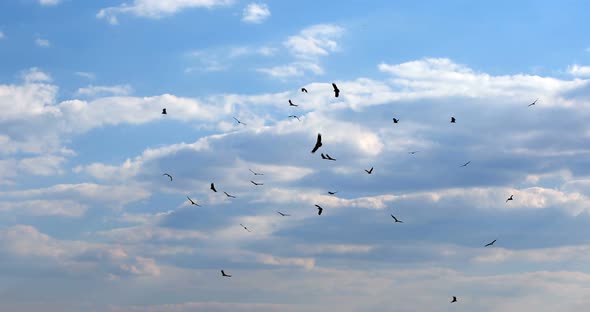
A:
[408, 151, 420, 154]
[210, 183, 218, 192]
[328, 191, 338, 195]
[187, 196, 201, 206]
[224, 191, 236, 198]
[332, 83, 340, 97]
[460, 161, 471, 167]
[289, 99, 298, 107]
[392, 118, 399, 124]
[321, 153, 336, 161]
[451, 117, 456, 123]
[506, 195, 513, 203]
[311, 133, 322, 153]
[233, 117, 246, 126]
[485, 239, 496, 247]
[162, 108, 167, 115]
[365, 167, 374, 174]
[221, 270, 231, 277]
[288, 115, 301, 121]
[250, 181, 263, 186]
[249, 169, 264, 176]
[391, 214, 403, 223]
[162, 173, 173, 181]
[528, 98, 539, 107]
[240, 224, 251, 232]
[277, 211, 291, 217]
[315, 204, 324, 215]
[301, 87, 308, 93]
[451, 296, 457, 303]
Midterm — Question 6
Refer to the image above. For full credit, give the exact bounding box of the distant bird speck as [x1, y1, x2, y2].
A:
[277, 211, 291, 217]
[301, 88, 308, 93]
[210, 183, 218, 192]
[162, 173, 173, 181]
[451, 117, 456, 123]
[249, 169, 264, 176]
[391, 214, 403, 223]
[311, 133, 322, 153]
[332, 83, 340, 97]
[250, 180, 263, 186]
[233, 117, 246, 126]
[392, 118, 399, 124]
[288, 115, 301, 121]
[365, 167, 374, 174]
[289, 99, 298, 107]
[187, 196, 201, 207]
[528, 98, 539, 107]
[328, 191, 338, 195]
[162, 108, 167, 115]
[240, 223, 251, 232]
[315, 204, 324, 215]
[221, 270, 231, 277]
[451, 296, 457, 303]
[485, 239, 496, 247]
[224, 191, 236, 198]
[506, 195, 513, 203]
[460, 161, 471, 167]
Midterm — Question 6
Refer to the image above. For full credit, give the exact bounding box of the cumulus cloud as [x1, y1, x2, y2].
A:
[76, 84, 133, 97]
[567, 64, 590, 77]
[35, 37, 50, 47]
[241, 3, 270, 24]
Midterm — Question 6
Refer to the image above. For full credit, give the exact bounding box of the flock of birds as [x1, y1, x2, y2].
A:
[159, 82, 540, 304]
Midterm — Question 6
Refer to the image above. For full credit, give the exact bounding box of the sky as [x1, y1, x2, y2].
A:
[1, 0, 590, 311]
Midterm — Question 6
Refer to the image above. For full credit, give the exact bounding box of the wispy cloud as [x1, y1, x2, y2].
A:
[242, 3, 271, 24]
[97, 0, 234, 25]
[567, 64, 590, 77]
[76, 84, 133, 97]
[39, 0, 61, 5]
[35, 37, 50, 47]
[74, 71, 96, 80]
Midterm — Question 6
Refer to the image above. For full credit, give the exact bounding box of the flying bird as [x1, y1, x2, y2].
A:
[311, 133, 322, 153]
[162, 108, 167, 115]
[250, 181, 263, 186]
[506, 195, 513, 203]
[321, 153, 336, 161]
[162, 173, 173, 181]
[210, 183, 218, 192]
[332, 83, 340, 97]
[528, 98, 539, 107]
[365, 167, 374, 174]
[301, 88, 308, 93]
[451, 296, 457, 303]
[315, 204, 324, 215]
[224, 191, 236, 198]
[187, 196, 201, 206]
[289, 99, 298, 107]
[288, 115, 300, 121]
[277, 211, 291, 217]
[460, 161, 471, 167]
[328, 191, 338, 195]
[408, 151, 420, 154]
[221, 270, 231, 277]
[249, 169, 264, 176]
[233, 117, 246, 126]
[485, 239, 497, 247]
[392, 118, 399, 124]
[391, 214, 403, 223]
[451, 117, 456, 123]
[240, 224, 251, 232]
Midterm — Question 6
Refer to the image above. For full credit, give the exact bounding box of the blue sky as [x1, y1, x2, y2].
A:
[2, 0, 590, 311]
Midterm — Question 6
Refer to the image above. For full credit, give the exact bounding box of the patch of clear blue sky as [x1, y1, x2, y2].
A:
[1, 0, 589, 94]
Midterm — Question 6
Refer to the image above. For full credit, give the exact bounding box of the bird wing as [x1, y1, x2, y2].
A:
[311, 133, 322, 153]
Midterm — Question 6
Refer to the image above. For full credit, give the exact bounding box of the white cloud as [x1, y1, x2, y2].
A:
[74, 71, 96, 80]
[20, 67, 52, 83]
[35, 37, 50, 47]
[0, 31, 4, 39]
[241, 3, 270, 24]
[76, 84, 133, 97]
[258, 24, 344, 79]
[39, 0, 61, 5]
[284, 24, 344, 59]
[97, 0, 234, 24]
[18, 155, 66, 176]
[567, 64, 590, 77]
[0, 200, 87, 217]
